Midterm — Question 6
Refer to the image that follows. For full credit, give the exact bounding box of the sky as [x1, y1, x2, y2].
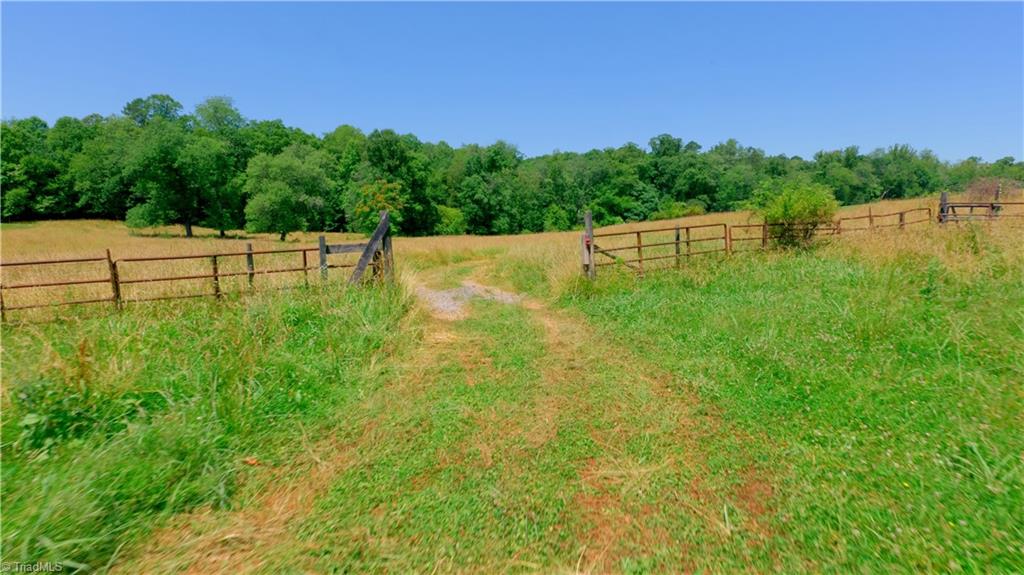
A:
[2, 2, 1022, 162]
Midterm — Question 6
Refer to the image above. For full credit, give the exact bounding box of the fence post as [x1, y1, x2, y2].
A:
[319, 235, 328, 281]
[106, 249, 122, 310]
[835, 218, 842, 235]
[939, 191, 949, 223]
[761, 224, 768, 249]
[1, 288, 6, 322]
[724, 225, 732, 255]
[302, 250, 309, 286]
[381, 222, 395, 282]
[635, 231, 644, 275]
[674, 225, 681, 268]
[582, 210, 596, 280]
[246, 243, 255, 289]
[868, 207, 874, 229]
[211, 256, 221, 299]
[898, 211, 905, 229]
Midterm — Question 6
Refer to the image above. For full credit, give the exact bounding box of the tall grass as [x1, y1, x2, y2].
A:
[1, 284, 412, 570]
[562, 222, 1024, 571]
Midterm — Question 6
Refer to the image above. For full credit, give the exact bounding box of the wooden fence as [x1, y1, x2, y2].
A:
[0, 211, 394, 321]
[938, 191, 1024, 223]
[582, 206, 938, 278]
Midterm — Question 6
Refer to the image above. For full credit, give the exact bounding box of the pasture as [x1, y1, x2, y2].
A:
[2, 195, 1023, 573]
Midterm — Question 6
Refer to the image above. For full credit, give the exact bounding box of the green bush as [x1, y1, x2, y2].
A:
[748, 178, 838, 247]
[434, 204, 467, 235]
[649, 200, 705, 221]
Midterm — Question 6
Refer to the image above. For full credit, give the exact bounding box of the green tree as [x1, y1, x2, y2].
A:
[243, 144, 333, 240]
[748, 178, 838, 247]
[123, 94, 183, 126]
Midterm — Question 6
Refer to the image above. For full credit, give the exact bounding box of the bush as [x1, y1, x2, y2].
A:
[748, 178, 838, 247]
[435, 204, 467, 235]
[649, 200, 705, 221]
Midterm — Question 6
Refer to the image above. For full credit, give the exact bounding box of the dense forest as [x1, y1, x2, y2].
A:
[3, 94, 1022, 238]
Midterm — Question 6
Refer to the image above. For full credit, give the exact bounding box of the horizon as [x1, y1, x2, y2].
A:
[2, 2, 1023, 163]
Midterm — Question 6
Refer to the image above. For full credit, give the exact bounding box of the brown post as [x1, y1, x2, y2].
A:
[674, 225, 681, 267]
[211, 256, 221, 299]
[106, 249, 122, 310]
[635, 231, 644, 275]
[318, 235, 328, 281]
[761, 224, 768, 249]
[382, 232, 394, 281]
[724, 225, 732, 255]
[0, 287, 6, 322]
[898, 211, 906, 229]
[939, 191, 949, 223]
[686, 226, 692, 257]
[835, 218, 842, 235]
[868, 207, 874, 229]
[583, 210, 596, 280]
[302, 250, 309, 286]
[246, 243, 255, 289]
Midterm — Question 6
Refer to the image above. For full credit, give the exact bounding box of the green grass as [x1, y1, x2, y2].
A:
[0, 285, 411, 571]
[563, 240, 1024, 571]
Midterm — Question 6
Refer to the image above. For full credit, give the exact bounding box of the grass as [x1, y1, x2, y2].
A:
[2, 197, 1023, 572]
[563, 223, 1024, 571]
[1, 284, 412, 570]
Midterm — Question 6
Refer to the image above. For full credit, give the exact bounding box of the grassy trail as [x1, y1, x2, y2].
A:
[118, 259, 772, 573]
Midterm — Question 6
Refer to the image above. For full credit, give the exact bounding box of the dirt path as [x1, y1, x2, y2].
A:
[118, 260, 771, 574]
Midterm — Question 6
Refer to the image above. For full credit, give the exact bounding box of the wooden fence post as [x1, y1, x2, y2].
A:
[761, 224, 768, 249]
[724, 225, 732, 255]
[685, 226, 692, 257]
[302, 250, 309, 286]
[246, 243, 255, 289]
[939, 191, 949, 223]
[898, 211, 906, 229]
[106, 249, 122, 310]
[1, 288, 6, 322]
[583, 210, 596, 280]
[635, 231, 644, 275]
[319, 235, 328, 281]
[381, 224, 395, 282]
[674, 225, 681, 268]
[868, 207, 874, 229]
[211, 256, 221, 299]
[350, 211, 391, 285]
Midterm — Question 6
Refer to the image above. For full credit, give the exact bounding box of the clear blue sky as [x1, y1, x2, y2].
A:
[2, 2, 1022, 162]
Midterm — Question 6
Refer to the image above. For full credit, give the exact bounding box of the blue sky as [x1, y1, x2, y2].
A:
[2, 2, 1022, 161]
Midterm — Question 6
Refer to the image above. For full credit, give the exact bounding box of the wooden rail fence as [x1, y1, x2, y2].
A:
[0, 211, 394, 321]
[582, 206, 941, 278]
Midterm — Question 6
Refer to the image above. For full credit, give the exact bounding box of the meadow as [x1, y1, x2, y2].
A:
[2, 195, 1022, 572]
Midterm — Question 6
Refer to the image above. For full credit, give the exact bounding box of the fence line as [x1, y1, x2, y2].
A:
[0, 212, 394, 321]
[582, 205, 948, 278]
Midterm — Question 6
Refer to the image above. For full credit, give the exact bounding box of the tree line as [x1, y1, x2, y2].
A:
[3, 94, 1022, 238]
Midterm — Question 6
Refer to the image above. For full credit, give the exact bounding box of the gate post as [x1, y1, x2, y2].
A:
[938, 191, 949, 224]
[581, 210, 596, 280]
[319, 235, 328, 281]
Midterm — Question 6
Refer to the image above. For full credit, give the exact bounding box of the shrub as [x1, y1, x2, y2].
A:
[649, 200, 705, 221]
[542, 204, 571, 232]
[435, 204, 467, 235]
[748, 178, 838, 247]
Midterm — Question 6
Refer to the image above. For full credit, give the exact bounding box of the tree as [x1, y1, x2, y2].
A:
[243, 144, 333, 240]
[69, 117, 140, 219]
[122, 118, 197, 235]
[177, 135, 241, 236]
[123, 94, 183, 126]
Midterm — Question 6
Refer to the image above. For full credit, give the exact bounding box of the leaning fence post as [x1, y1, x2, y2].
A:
[246, 243, 255, 289]
[106, 249, 122, 310]
[582, 210, 596, 280]
[319, 235, 328, 281]
[211, 256, 221, 299]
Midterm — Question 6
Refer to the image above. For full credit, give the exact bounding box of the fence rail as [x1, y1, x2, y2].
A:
[1, 212, 394, 321]
[581, 205, 944, 277]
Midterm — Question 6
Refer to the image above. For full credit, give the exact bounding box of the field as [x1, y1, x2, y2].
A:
[2, 196, 1023, 573]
